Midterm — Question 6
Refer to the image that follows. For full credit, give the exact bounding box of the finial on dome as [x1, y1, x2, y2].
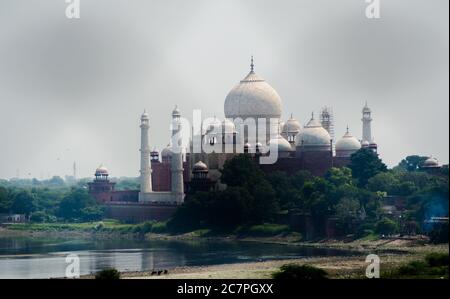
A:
[250, 56, 254, 72]
[346, 125, 349, 133]
[311, 112, 314, 120]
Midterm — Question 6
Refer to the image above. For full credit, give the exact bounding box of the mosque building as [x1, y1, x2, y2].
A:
[88, 58, 382, 222]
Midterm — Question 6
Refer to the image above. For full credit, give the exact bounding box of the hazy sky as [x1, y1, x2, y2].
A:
[0, 0, 448, 179]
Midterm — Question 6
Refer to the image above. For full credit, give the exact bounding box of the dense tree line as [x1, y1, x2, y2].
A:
[0, 177, 105, 222]
[169, 149, 449, 239]
[1, 150, 448, 241]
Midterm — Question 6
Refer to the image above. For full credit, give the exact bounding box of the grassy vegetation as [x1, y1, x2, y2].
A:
[6, 220, 169, 235]
[382, 252, 449, 279]
[6, 221, 302, 239]
[236, 223, 292, 237]
[176, 224, 293, 238]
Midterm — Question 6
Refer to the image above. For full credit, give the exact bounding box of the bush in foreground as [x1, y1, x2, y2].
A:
[383, 252, 449, 279]
[95, 268, 121, 280]
[272, 264, 328, 280]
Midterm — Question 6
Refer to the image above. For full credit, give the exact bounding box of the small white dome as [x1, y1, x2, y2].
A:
[295, 115, 331, 148]
[269, 135, 294, 152]
[336, 128, 361, 157]
[283, 114, 302, 134]
[161, 145, 172, 158]
[224, 60, 282, 120]
[203, 117, 222, 135]
[361, 140, 370, 147]
[193, 161, 208, 172]
[95, 165, 109, 175]
[423, 157, 439, 168]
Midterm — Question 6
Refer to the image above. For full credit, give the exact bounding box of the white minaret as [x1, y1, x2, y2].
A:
[139, 110, 152, 194]
[362, 102, 373, 143]
[170, 106, 184, 203]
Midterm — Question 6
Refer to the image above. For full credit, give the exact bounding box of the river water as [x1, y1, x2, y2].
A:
[0, 235, 352, 279]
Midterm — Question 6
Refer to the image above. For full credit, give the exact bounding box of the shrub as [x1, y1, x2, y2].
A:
[429, 223, 449, 244]
[93, 222, 104, 231]
[375, 218, 398, 235]
[356, 222, 376, 238]
[140, 221, 154, 234]
[425, 253, 449, 267]
[241, 224, 290, 237]
[384, 253, 449, 279]
[397, 261, 427, 275]
[272, 264, 328, 280]
[151, 222, 168, 234]
[95, 268, 121, 280]
[30, 211, 49, 223]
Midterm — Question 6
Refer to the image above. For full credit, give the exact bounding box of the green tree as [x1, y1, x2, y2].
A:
[349, 148, 387, 187]
[58, 188, 99, 221]
[266, 171, 300, 210]
[375, 218, 399, 235]
[334, 197, 360, 235]
[220, 154, 265, 188]
[396, 155, 428, 172]
[0, 186, 12, 213]
[11, 190, 36, 216]
[368, 172, 399, 193]
[325, 167, 354, 187]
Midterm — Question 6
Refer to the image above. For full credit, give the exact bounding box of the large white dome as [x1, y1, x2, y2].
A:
[224, 65, 282, 120]
[295, 116, 331, 148]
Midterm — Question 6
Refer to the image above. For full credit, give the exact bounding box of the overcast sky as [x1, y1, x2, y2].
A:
[0, 0, 448, 179]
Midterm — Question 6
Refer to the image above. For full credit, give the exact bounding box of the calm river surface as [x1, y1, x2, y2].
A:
[0, 235, 352, 279]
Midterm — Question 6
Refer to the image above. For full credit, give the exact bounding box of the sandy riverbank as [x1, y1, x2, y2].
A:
[87, 238, 448, 279]
[2, 226, 447, 279]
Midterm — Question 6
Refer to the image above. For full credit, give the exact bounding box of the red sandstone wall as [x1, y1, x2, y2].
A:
[151, 161, 190, 192]
[104, 203, 178, 223]
[90, 190, 139, 204]
[259, 153, 334, 177]
[333, 156, 351, 168]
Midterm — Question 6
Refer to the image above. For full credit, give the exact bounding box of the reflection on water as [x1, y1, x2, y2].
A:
[0, 235, 353, 279]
